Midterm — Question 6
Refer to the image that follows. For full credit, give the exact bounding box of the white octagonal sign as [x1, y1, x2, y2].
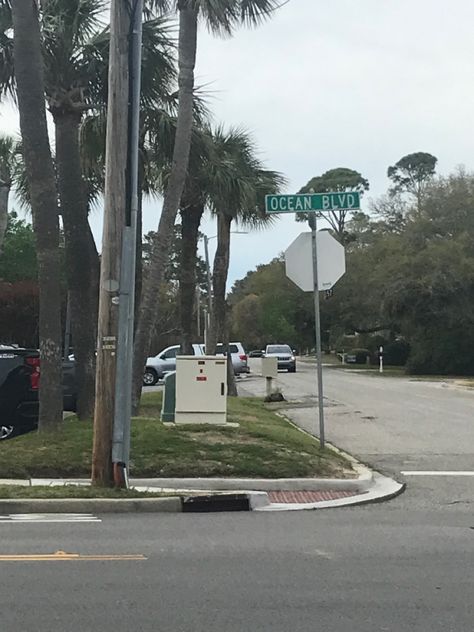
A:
[285, 231, 346, 292]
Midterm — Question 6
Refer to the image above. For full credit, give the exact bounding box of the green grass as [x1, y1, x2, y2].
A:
[325, 364, 407, 377]
[0, 485, 176, 499]
[0, 393, 351, 480]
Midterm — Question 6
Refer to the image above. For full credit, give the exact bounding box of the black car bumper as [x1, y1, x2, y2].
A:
[277, 360, 296, 370]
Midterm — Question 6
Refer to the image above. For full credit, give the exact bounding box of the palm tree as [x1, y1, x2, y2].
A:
[0, 0, 177, 418]
[173, 125, 284, 393]
[204, 128, 286, 378]
[0, 134, 17, 253]
[0, 0, 104, 417]
[11, 0, 63, 431]
[133, 0, 282, 405]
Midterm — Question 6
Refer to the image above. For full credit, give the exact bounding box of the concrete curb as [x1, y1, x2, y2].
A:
[0, 496, 183, 514]
[129, 474, 372, 492]
[256, 474, 405, 512]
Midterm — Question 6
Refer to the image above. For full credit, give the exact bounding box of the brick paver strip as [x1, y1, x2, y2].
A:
[268, 490, 363, 504]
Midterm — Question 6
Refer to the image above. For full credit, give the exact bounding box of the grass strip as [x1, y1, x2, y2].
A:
[0, 393, 351, 480]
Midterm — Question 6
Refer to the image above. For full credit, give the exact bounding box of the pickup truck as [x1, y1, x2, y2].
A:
[0, 346, 77, 441]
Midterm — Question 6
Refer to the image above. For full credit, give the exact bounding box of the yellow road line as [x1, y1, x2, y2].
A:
[0, 550, 146, 562]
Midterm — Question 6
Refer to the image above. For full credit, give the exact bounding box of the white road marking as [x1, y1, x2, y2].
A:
[401, 471, 474, 477]
[0, 513, 101, 523]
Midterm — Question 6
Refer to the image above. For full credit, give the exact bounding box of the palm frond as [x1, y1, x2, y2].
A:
[145, 0, 283, 36]
[0, 2, 14, 99]
[80, 111, 106, 205]
[198, 0, 282, 36]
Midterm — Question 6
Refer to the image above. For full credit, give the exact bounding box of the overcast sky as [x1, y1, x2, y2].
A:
[2, 0, 474, 287]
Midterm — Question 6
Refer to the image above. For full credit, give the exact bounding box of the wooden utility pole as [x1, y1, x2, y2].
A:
[92, 0, 131, 486]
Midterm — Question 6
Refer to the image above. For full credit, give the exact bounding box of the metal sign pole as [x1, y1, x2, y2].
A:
[308, 215, 325, 448]
[112, 0, 143, 484]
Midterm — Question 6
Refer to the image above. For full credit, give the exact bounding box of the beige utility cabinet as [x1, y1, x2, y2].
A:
[175, 356, 227, 425]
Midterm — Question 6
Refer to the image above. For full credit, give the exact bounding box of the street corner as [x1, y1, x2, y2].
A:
[253, 472, 405, 512]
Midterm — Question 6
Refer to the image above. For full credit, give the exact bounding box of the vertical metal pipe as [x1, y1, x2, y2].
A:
[112, 0, 143, 478]
[203, 234, 212, 352]
[63, 292, 71, 360]
[196, 286, 201, 338]
[308, 215, 325, 449]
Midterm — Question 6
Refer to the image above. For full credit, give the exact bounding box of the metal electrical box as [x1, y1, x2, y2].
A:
[261, 356, 278, 379]
[175, 356, 227, 425]
[161, 371, 176, 422]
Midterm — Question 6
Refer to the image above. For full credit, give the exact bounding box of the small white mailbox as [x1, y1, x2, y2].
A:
[261, 356, 278, 379]
[175, 355, 227, 425]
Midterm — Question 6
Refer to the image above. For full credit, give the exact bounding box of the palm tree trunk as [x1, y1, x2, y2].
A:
[55, 112, 98, 419]
[207, 214, 231, 353]
[180, 204, 204, 354]
[208, 213, 237, 396]
[0, 184, 9, 253]
[12, 0, 63, 431]
[132, 3, 198, 412]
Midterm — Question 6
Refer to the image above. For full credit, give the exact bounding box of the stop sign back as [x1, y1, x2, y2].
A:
[285, 231, 345, 292]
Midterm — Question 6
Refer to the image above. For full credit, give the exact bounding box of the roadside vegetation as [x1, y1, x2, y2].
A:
[0, 393, 351, 481]
[229, 155, 474, 378]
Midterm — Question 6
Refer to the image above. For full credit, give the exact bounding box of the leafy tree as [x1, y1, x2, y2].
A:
[368, 193, 408, 235]
[231, 293, 264, 350]
[387, 152, 437, 211]
[0, 134, 18, 253]
[229, 257, 315, 353]
[0, 211, 37, 281]
[325, 167, 474, 374]
[0, 280, 39, 347]
[143, 224, 208, 351]
[298, 168, 369, 242]
[143, 223, 208, 288]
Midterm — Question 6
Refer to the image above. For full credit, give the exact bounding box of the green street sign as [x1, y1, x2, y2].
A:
[265, 192, 361, 214]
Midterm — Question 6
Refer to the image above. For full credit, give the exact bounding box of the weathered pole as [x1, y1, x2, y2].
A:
[92, 0, 131, 486]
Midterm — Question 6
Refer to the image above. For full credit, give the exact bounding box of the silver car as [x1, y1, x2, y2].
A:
[263, 344, 296, 372]
[143, 342, 249, 386]
[214, 342, 249, 375]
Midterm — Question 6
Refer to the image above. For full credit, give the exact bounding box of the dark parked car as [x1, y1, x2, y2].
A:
[1, 345, 77, 441]
[249, 349, 264, 358]
[1, 346, 40, 440]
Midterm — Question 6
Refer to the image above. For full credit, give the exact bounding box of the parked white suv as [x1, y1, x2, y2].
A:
[215, 342, 249, 376]
[143, 342, 249, 386]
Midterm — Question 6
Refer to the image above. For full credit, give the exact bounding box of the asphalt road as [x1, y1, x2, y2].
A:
[240, 359, 474, 508]
[2, 362, 474, 631]
[2, 506, 474, 632]
[241, 358, 474, 471]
